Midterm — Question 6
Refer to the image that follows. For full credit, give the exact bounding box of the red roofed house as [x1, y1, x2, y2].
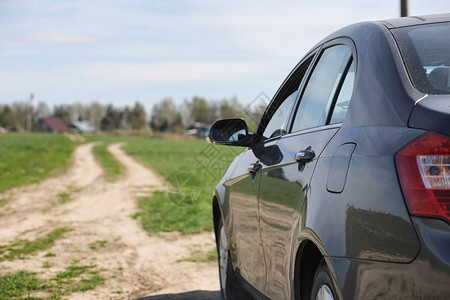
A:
[35, 117, 69, 133]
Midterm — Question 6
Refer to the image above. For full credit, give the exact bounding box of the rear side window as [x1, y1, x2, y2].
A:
[330, 61, 355, 124]
[392, 23, 450, 94]
[291, 45, 352, 132]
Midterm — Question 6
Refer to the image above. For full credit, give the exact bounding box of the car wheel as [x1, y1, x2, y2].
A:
[217, 219, 235, 299]
[311, 258, 337, 300]
[217, 219, 253, 300]
[218, 220, 229, 297]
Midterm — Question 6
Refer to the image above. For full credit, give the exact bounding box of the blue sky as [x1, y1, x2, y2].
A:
[0, 0, 449, 111]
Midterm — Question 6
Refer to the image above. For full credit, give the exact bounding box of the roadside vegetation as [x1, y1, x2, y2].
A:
[0, 227, 107, 299]
[0, 133, 80, 193]
[0, 262, 106, 299]
[0, 228, 72, 262]
[123, 137, 239, 234]
[179, 248, 218, 263]
[92, 142, 125, 182]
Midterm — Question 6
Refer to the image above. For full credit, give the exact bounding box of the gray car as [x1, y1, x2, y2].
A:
[208, 14, 450, 300]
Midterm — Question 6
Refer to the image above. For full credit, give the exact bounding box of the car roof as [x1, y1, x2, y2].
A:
[381, 13, 450, 29]
[311, 14, 450, 54]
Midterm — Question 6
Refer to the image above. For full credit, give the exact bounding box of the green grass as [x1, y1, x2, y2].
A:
[54, 264, 97, 282]
[88, 240, 107, 250]
[0, 263, 106, 299]
[122, 137, 240, 234]
[51, 262, 106, 293]
[55, 186, 81, 205]
[0, 228, 72, 262]
[57, 192, 71, 204]
[92, 143, 124, 182]
[179, 248, 218, 263]
[0, 270, 48, 298]
[135, 191, 213, 234]
[0, 133, 80, 193]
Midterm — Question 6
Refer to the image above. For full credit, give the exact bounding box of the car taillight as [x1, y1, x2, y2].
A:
[396, 132, 450, 224]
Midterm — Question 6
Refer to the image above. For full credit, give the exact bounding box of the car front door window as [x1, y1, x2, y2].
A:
[259, 55, 315, 141]
[262, 91, 297, 140]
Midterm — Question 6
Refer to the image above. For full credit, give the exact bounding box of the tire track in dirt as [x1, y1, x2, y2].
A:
[0, 142, 103, 243]
[0, 142, 219, 299]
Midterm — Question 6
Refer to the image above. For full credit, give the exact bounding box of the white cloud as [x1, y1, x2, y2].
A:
[21, 33, 99, 43]
[74, 61, 269, 83]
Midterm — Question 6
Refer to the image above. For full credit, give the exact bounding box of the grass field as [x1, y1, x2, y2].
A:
[1, 133, 240, 234]
[0, 133, 80, 193]
[123, 137, 238, 233]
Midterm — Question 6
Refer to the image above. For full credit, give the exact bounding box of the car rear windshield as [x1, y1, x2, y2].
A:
[392, 22, 450, 94]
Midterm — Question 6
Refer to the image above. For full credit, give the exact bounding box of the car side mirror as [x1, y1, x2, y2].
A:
[207, 118, 252, 146]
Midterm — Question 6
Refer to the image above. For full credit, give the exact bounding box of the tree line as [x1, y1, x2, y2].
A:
[0, 96, 263, 132]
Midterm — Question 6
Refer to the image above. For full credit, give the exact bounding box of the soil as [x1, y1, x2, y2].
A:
[0, 142, 220, 299]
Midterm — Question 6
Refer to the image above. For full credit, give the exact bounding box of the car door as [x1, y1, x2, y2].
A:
[228, 52, 317, 294]
[257, 41, 356, 299]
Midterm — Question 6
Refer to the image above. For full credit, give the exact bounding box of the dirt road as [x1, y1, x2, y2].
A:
[0, 142, 220, 299]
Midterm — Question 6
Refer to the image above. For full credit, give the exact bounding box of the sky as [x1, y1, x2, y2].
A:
[0, 0, 449, 112]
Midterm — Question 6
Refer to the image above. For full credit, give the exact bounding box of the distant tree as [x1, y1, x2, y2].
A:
[0, 105, 14, 128]
[208, 101, 219, 123]
[219, 97, 242, 119]
[130, 102, 147, 130]
[89, 102, 105, 131]
[151, 98, 180, 131]
[100, 104, 122, 131]
[180, 99, 193, 128]
[34, 101, 50, 120]
[119, 106, 131, 130]
[12, 102, 28, 130]
[70, 102, 90, 122]
[53, 104, 72, 125]
[100, 104, 122, 130]
[191, 96, 209, 124]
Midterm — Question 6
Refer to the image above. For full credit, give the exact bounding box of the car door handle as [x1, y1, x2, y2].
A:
[294, 150, 315, 163]
[248, 162, 262, 173]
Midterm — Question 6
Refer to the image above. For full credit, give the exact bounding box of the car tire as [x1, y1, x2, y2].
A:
[310, 258, 337, 300]
[217, 219, 251, 300]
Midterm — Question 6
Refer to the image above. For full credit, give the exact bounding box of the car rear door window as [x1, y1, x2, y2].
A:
[291, 45, 352, 132]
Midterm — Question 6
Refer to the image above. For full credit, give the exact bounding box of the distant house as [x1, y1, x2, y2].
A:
[35, 117, 69, 133]
[71, 121, 96, 134]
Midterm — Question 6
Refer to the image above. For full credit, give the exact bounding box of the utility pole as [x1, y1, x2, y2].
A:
[401, 0, 409, 17]
[28, 93, 34, 132]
